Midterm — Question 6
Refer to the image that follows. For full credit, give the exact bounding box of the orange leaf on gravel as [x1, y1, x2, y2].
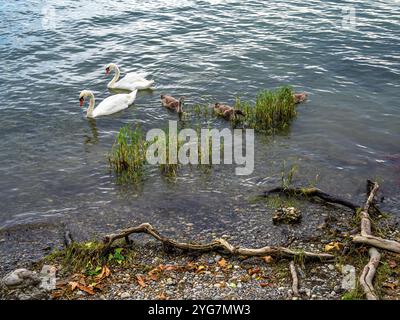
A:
[165, 265, 178, 271]
[69, 281, 79, 291]
[248, 267, 261, 276]
[77, 284, 95, 295]
[136, 275, 146, 287]
[97, 265, 111, 280]
[157, 292, 167, 300]
[148, 272, 159, 281]
[324, 242, 343, 252]
[218, 259, 227, 268]
[262, 256, 274, 264]
[260, 282, 272, 288]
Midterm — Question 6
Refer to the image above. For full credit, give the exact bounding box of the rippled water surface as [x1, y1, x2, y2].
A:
[0, 0, 399, 234]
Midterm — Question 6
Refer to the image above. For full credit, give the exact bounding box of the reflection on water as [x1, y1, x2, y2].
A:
[84, 118, 99, 145]
[0, 0, 399, 232]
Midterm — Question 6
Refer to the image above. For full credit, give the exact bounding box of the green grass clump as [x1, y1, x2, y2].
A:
[236, 86, 297, 133]
[281, 161, 298, 190]
[44, 241, 106, 274]
[44, 242, 137, 274]
[341, 288, 364, 300]
[108, 124, 148, 183]
[193, 104, 211, 118]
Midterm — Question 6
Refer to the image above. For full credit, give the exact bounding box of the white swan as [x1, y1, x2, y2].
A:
[79, 89, 137, 118]
[105, 63, 154, 91]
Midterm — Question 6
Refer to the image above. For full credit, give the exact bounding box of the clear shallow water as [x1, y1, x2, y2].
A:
[0, 0, 399, 232]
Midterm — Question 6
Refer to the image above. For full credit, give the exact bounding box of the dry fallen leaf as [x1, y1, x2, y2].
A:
[148, 272, 159, 281]
[77, 284, 95, 295]
[324, 242, 343, 252]
[69, 281, 79, 291]
[248, 267, 261, 276]
[218, 258, 227, 268]
[157, 292, 167, 300]
[165, 265, 178, 271]
[388, 260, 397, 269]
[259, 282, 273, 288]
[196, 265, 206, 273]
[136, 275, 146, 287]
[383, 281, 398, 290]
[96, 265, 111, 280]
[262, 256, 274, 264]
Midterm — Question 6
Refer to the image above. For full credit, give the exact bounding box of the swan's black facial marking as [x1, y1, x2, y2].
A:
[79, 97, 84, 106]
[105, 67, 110, 75]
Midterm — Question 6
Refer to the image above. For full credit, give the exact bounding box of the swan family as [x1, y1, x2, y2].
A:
[80, 63, 152, 118]
[79, 63, 307, 118]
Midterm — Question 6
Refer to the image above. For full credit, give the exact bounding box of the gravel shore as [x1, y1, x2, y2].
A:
[1, 199, 399, 300]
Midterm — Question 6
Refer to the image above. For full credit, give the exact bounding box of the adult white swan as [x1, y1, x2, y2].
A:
[79, 89, 137, 118]
[105, 63, 154, 91]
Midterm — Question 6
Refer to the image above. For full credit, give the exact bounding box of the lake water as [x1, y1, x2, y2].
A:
[0, 0, 399, 238]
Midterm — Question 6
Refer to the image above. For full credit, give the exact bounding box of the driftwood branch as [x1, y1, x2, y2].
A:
[289, 261, 299, 297]
[360, 181, 379, 236]
[352, 235, 400, 254]
[357, 181, 380, 300]
[103, 223, 334, 261]
[359, 248, 381, 300]
[352, 181, 400, 253]
[261, 187, 359, 212]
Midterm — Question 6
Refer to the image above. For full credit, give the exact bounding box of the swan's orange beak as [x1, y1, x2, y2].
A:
[79, 98, 84, 107]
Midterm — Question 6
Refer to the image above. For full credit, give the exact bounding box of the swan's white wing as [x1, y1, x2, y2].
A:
[124, 71, 150, 80]
[130, 79, 154, 90]
[93, 94, 131, 117]
[114, 77, 154, 91]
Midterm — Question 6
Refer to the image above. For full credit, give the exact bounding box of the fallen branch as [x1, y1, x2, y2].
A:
[289, 261, 299, 297]
[261, 187, 359, 212]
[352, 235, 400, 254]
[103, 223, 334, 261]
[347, 181, 400, 254]
[360, 181, 379, 236]
[359, 248, 381, 300]
[357, 181, 381, 300]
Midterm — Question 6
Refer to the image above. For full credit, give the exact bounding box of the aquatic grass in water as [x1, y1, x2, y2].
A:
[193, 103, 211, 118]
[236, 86, 297, 133]
[108, 124, 148, 183]
[108, 88, 296, 183]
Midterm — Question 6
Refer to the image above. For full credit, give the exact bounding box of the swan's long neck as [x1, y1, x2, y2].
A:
[108, 65, 120, 88]
[86, 92, 96, 118]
